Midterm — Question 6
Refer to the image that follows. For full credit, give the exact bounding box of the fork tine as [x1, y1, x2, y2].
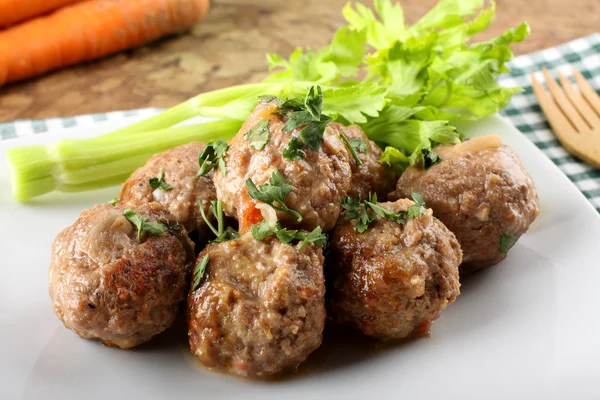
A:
[558, 71, 600, 128]
[572, 67, 600, 116]
[530, 73, 576, 136]
[542, 68, 590, 132]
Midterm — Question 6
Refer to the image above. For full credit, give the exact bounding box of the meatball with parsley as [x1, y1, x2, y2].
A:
[119, 142, 217, 235]
[187, 228, 326, 378]
[212, 89, 353, 233]
[327, 196, 462, 340]
[49, 202, 195, 349]
[389, 135, 540, 273]
[328, 122, 397, 200]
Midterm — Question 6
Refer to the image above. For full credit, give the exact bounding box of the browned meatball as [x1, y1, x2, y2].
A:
[328, 199, 462, 340]
[187, 233, 326, 378]
[329, 123, 396, 200]
[389, 135, 540, 273]
[49, 202, 195, 349]
[213, 100, 352, 233]
[119, 142, 217, 233]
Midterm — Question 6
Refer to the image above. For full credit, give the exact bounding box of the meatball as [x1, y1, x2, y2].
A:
[329, 123, 396, 200]
[187, 233, 326, 378]
[213, 100, 352, 233]
[49, 202, 195, 349]
[328, 199, 462, 340]
[389, 135, 540, 273]
[119, 142, 217, 233]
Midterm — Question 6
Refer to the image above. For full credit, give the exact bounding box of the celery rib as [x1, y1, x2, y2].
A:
[6, 120, 242, 202]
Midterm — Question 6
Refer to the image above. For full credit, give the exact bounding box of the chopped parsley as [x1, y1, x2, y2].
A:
[123, 209, 167, 243]
[407, 191, 426, 220]
[250, 220, 275, 241]
[349, 138, 368, 153]
[258, 94, 280, 104]
[148, 169, 173, 191]
[298, 226, 328, 251]
[197, 140, 229, 177]
[422, 148, 441, 169]
[245, 170, 302, 222]
[108, 197, 118, 206]
[244, 119, 270, 150]
[339, 131, 363, 167]
[282, 137, 306, 160]
[500, 234, 518, 254]
[251, 220, 326, 251]
[342, 190, 427, 233]
[192, 254, 210, 290]
[280, 86, 333, 157]
[199, 198, 239, 243]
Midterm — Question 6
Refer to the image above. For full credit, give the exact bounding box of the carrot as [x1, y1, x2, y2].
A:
[0, 0, 85, 27]
[239, 196, 264, 234]
[0, 0, 211, 86]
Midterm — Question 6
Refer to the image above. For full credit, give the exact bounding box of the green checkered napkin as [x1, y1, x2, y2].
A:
[498, 33, 600, 212]
[1, 34, 600, 212]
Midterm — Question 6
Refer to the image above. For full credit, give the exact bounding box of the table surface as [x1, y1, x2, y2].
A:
[1, 0, 598, 122]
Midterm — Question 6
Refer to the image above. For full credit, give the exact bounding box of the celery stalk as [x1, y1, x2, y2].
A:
[5, 81, 309, 203]
[100, 82, 307, 139]
[6, 120, 242, 202]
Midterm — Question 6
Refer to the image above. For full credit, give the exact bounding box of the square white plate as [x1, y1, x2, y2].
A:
[1, 115, 599, 400]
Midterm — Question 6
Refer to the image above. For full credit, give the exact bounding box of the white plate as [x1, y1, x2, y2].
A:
[1, 115, 599, 400]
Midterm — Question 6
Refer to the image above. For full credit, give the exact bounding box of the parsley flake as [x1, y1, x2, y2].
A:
[246, 170, 302, 222]
[250, 221, 326, 251]
[339, 131, 363, 167]
[244, 119, 270, 150]
[199, 198, 239, 243]
[149, 169, 173, 191]
[500, 234, 518, 254]
[279, 86, 333, 153]
[123, 209, 167, 243]
[422, 148, 441, 170]
[298, 226, 327, 251]
[258, 94, 281, 104]
[197, 140, 229, 177]
[251, 220, 275, 241]
[350, 138, 368, 153]
[108, 198, 119, 206]
[192, 254, 210, 290]
[407, 190, 426, 220]
[283, 137, 306, 160]
[342, 191, 427, 233]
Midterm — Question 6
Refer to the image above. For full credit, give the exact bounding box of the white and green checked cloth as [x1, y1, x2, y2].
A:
[2, 34, 600, 212]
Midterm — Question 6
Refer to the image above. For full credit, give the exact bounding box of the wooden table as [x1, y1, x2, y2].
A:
[1, 0, 598, 122]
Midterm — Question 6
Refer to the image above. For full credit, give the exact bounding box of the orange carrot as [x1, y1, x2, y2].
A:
[0, 0, 85, 27]
[0, 0, 211, 86]
[239, 196, 264, 234]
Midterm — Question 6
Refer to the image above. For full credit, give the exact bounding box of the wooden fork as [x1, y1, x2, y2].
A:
[530, 67, 600, 169]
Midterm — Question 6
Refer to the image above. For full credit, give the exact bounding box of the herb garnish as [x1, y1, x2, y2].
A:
[192, 254, 210, 290]
[244, 119, 270, 150]
[280, 86, 333, 158]
[149, 169, 173, 191]
[342, 190, 426, 233]
[197, 140, 229, 177]
[339, 131, 364, 167]
[500, 234, 518, 254]
[246, 170, 303, 222]
[251, 221, 326, 251]
[199, 199, 239, 243]
[282, 138, 306, 160]
[422, 148, 441, 170]
[350, 138, 367, 153]
[123, 209, 167, 243]
[108, 197, 118, 206]
[258, 94, 281, 104]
